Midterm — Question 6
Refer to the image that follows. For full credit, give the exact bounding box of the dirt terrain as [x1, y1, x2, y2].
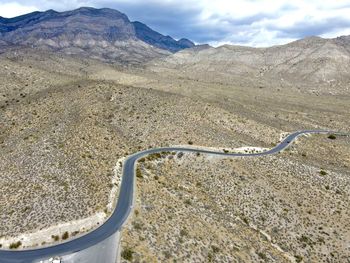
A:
[0, 49, 280, 248]
[121, 134, 350, 263]
[0, 33, 349, 261]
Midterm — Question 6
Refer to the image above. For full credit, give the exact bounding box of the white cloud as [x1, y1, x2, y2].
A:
[1, 0, 350, 46]
[0, 2, 38, 18]
[189, 0, 350, 46]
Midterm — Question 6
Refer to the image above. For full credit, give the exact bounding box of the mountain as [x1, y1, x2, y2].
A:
[132, 21, 194, 52]
[148, 36, 350, 94]
[0, 7, 195, 65]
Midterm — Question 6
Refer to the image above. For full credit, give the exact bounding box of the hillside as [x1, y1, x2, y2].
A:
[148, 36, 350, 95]
[0, 7, 194, 65]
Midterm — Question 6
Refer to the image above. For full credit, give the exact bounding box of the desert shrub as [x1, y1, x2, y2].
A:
[163, 250, 172, 259]
[257, 252, 267, 260]
[9, 241, 22, 249]
[132, 221, 143, 230]
[242, 216, 249, 225]
[319, 170, 327, 176]
[212, 245, 220, 253]
[180, 229, 188, 236]
[147, 153, 161, 161]
[62, 231, 69, 240]
[184, 199, 192, 205]
[136, 168, 143, 178]
[121, 248, 134, 261]
[295, 255, 303, 263]
[51, 235, 59, 241]
[328, 134, 336, 140]
[298, 235, 314, 247]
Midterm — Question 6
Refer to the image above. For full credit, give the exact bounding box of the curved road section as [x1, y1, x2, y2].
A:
[0, 130, 344, 262]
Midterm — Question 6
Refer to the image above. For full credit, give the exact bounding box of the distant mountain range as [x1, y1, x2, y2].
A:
[0, 7, 195, 64]
[2, 5, 350, 94]
[149, 36, 350, 94]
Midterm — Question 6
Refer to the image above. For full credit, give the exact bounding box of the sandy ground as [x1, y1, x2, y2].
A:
[0, 212, 106, 249]
[0, 158, 125, 250]
[0, 132, 340, 250]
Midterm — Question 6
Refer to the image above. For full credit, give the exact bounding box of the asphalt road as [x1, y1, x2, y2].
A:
[0, 130, 340, 263]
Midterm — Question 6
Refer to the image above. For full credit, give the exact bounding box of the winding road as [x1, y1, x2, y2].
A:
[0, 130, 344, 262]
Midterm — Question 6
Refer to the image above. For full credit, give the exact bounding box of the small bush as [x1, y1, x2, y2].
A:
[180, 229, 188, 237]
[295, 255, 303, 263]
[184, 199, 192, 205]
[9, 241, 22, 249]
[62, 231, 69, 240]
[121, 248, 134, 261]
[212, 245, 220, 253]
[257, 252, 267, 260]
[72, 231, 80, 236]
[319, 170, 327, 176]
[51, 235, 59, 241]
[136, 168, 143, 178]
[146, 153, 161, 161]
[242, 216, 249, 225]
[298, 235, 314, 247]
[132, 221, 143, 230]
[328, 134, 336, 140]
[163, 250, 172, 259]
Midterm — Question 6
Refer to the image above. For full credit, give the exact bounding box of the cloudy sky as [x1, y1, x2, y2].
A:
[1, 0, 350, 47]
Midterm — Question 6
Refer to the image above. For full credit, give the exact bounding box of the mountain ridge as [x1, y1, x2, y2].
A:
[148, 35, 350, 95]
[0, 7, 195, 64]
[132, 21, 194, 52]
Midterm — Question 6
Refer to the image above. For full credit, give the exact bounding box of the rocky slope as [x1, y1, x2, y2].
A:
[148, 36, 350, 94]
[0, 7, 194, 65]
[133, 21, 194, 52]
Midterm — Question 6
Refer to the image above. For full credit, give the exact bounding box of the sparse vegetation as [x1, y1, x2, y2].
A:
[295, 255, 303, 263]
[121, 134, 350, 262]
[184, 199, 192, 205]
[320, 170, 327, 176]
[9, 241, 22, 249]
[62, 231, 69, 240]
[0, 24, 349, 260]
[136, 168, 143, 178]
[121, 247, 134, 261]
[51, 235, 59, 241]
[257, 251, 267, 260]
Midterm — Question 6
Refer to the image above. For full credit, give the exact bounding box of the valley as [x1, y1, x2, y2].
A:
[0, 6, 349, 263]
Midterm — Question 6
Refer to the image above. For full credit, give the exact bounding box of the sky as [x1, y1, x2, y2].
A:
[1, 0, 350, 47]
